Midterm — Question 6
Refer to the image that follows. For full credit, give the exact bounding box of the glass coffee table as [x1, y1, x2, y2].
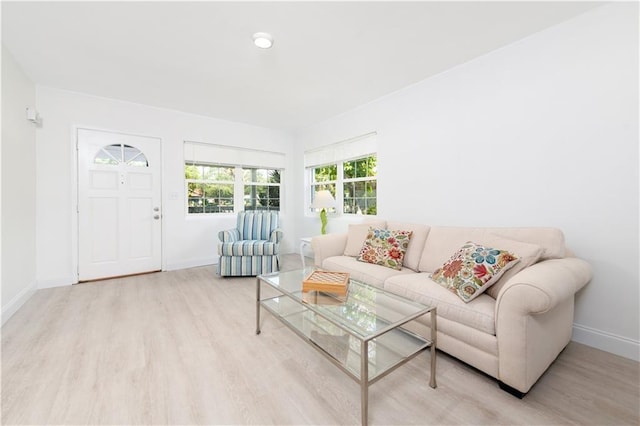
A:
[256, 268, 437, 426]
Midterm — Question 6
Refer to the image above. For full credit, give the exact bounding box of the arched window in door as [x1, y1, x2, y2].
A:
[94, 144, 148, 167]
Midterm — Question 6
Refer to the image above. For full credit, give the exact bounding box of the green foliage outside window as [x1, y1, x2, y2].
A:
[344, 180, 377, 215]
[343, 156, 376, 179]
[185, 163, 281, 214]
[185, 164, 234, 181]
[187, 183, 234, 213]
[314, 164, 337, 182]
[343, 155, 377, 215]
[244, 169, 281, 211]
[309, 154, 377, 215]
[186, 164, 235, 213]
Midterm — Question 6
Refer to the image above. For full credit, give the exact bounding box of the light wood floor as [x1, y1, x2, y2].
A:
[2, 254, 638, 425]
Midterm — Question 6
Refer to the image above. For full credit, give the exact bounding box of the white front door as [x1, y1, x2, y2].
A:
[77, 128, 162, 281]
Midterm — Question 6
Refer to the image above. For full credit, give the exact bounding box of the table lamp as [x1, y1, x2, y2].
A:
[311, 190, 337, 234]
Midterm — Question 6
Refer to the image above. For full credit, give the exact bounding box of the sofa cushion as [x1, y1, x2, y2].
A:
[343, 221, 387, 256]
[386, 221, 430, 272]
[419, 227, 565, 273]
[481, 235, 544, 299]
[357, 228, 413, 270]
[490, 228, 565, 260]
[430, 241, 520, 302]
[384, 273, 496, 335]
[321, 256, 415, 288]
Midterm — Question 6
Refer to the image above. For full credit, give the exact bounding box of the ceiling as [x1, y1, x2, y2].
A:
[2, 1, 602, 131]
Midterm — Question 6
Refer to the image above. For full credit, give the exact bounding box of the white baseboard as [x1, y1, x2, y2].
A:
[2, 281, 37, 325]
[37, 274, 76, 289]
[572, 323, 640, 361]
[164, 257, 215, 271]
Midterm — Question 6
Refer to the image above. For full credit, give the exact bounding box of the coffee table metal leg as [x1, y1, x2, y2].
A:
[361, 339, 369, 426]
[430, 308, 437, 388]
[256, 278, 261, 335]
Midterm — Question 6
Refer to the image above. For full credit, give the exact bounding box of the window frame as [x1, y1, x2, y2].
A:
[342, 155, 377, 215]
[185, 164, 236, 215]
[308, 153, 377, 216]
[185, 162, 283, 216]
[242, 168, 282, 212]
[94, 143, 149, 167]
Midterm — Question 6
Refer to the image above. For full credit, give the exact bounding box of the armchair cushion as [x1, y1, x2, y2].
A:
[219, 240, 279, 256]
[238, 211, 279, 240]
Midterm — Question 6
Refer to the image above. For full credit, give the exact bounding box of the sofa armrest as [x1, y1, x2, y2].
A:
[270, 228, 284, 243]
[218, 229, 240, 242]
[495, 257, 592, 393]
[495, 258, 592, 315]
[311, 233, 348, 267]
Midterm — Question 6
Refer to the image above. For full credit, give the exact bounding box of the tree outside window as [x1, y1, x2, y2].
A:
[185, 164, 282, 215]
[309, 154, 376, 215]
[310, 164, 337, 202]
[185, 164, 235, 213]
[244, 168, 281, 211]
[343, 156, 377, 215]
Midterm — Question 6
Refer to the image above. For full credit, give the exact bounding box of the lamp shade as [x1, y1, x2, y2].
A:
[311, 190, 336, 209]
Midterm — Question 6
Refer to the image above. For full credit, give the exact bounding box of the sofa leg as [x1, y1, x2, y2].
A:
[498, 381, 526, 399]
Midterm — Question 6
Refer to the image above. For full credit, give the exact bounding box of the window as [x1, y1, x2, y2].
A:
[343, 156, 377, 215]
[305, 132, 377, 216]
[309, 154, 377, 215]
[310, 164, 337, 198]
[244, 168, 281, 211]
[183, 141, 285, 215]
[94, 144, 148, 167]
[185, 163, 282, 215]
[186, 164, 235, 214]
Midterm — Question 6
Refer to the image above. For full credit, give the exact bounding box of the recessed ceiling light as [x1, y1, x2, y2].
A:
[252, 32, 273, 49]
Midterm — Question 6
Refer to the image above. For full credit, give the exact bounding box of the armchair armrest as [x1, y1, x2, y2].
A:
[311, 233, 348, 267]
[218, 229, 241, 242]
[270, 228, 284, 243]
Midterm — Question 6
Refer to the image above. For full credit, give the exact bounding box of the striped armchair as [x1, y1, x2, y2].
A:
[217, 211, 283, 277]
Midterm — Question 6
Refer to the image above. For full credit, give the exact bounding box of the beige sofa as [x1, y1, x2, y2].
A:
[311, 221, 592, 397]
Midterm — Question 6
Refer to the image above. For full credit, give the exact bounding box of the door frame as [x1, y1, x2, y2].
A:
[71, 125, 165, 283]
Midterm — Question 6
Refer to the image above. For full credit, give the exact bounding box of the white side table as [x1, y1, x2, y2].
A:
[300, 237, 313, 268]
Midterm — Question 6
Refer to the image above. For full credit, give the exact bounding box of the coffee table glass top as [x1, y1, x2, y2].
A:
[259, 268, 432, 340]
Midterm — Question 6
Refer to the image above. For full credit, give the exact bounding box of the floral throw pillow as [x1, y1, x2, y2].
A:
[357, 228, 413, 270]
[430, 241, 520, 302]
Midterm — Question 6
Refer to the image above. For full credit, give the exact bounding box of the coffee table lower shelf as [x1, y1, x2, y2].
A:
[256, 275, 437, 426]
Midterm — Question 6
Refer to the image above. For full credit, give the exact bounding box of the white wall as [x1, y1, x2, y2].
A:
[294, 3, 639, 360]
[35, 87, 295, 287]
[1, 45, 37, 323]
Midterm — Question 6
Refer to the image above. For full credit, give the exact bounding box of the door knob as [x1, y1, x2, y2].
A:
[153, 214, 160, 220]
